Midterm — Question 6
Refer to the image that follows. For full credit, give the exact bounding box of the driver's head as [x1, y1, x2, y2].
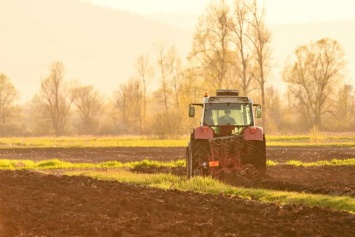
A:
[224, 109, 231, 115]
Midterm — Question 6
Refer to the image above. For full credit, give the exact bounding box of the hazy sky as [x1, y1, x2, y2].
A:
[84, 0, 355, 24]
[1, 0, 354, 103]
[77, 0, 354, 95]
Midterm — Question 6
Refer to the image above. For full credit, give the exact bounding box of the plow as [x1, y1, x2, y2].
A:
[208, 135, 259, 178]
[186, 89, 266, 180]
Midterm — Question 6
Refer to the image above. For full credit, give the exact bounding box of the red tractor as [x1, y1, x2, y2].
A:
[186, 89, 266, 179]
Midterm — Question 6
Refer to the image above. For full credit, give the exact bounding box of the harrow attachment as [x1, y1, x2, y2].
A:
[207, 135, 259, 179]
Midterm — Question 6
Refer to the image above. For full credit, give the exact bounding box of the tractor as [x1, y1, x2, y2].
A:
[186, 89, 266, 179]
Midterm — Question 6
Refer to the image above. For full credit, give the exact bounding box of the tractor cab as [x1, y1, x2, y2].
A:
[189, 89, 262, 137]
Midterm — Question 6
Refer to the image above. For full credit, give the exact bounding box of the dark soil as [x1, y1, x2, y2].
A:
[0, 146, 354, 162]
[0, 146, 354, 236]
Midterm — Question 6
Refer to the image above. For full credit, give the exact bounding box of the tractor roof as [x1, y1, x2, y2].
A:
[216, 89, 239, 96]
[201, 89, 253, 104]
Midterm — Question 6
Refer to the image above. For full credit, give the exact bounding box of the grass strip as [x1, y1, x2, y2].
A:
[0, 159, 185, 170]
[266, 160, 278, 166]
[0, 137, 188, 148]
[68, 170, 355, 214]
[266, 142, 355, 147]
[1, 158, 354, 170]
[285, 158, 355, 166]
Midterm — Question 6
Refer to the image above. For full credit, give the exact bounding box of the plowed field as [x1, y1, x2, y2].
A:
[0, 146, 354, 236]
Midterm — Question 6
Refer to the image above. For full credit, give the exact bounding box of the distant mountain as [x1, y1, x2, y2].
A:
[0, 0, 354, 103]
[0, 0, 193, 102]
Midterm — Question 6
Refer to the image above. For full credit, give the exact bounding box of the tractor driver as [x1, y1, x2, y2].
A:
[218, 109, 236, 125]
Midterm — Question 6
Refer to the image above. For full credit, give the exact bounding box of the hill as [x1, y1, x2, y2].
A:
[0, 0, 192, 102]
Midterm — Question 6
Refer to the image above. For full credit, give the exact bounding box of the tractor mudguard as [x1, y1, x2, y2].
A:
[243, 126, 263, 141]
[193, 126, 214, 139]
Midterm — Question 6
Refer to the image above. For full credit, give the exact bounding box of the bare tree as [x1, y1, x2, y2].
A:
[229, 0, 255, 95]
[283, 38, 346, 130]
[166, 46, 183, 109]
[264, 87, 283, 132]
[189, 0, 233, 90]
[34, 61, 72, 136]
[115, 78, 142, 134]
[134, 54, 154, 130]
[149, 110, 184, 139]
[333, 85, 355, 131]
[246, 0, 271, 128]
[71, 85, 103, 135]
[115, 83, 129, 132]
[0, 74, 18, 135]
[156, 43, 170, 111]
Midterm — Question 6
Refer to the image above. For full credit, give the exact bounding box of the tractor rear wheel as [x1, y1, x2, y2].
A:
[186, 145, 192, 178]
[242, 135, 266, 172]
[189, 137, 210, 177]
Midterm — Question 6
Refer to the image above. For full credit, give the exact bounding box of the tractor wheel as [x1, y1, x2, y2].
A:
[252, 134, 266, 171]
[186, 144, 192, 178]
[242, 135, 266, 172]
[190, 138, 210, 177]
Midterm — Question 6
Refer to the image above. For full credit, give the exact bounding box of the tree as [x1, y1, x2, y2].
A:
[115, 78, 142, 134]
[229, 0, 255, 95]
[264, 87, 283, 132]
[148, 110, 184, 139]
[246, 0, 271, 129]
[0, 74, 18, 135]
[33, 61, 72, 136]
[283, 38, 346, 130]
[115, 83, 129, 133]
[332, 84, 355, 131]
[188, 0, 270, 103]
[166, 46, 183, 109]
[156, 43, 171, 111]
[134, 54, 154, 131]
[71, 85, 103, 135]
[189, 0, 233, 90]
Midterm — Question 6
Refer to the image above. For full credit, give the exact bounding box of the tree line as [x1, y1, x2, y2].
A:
[1, 0, 354, 137]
